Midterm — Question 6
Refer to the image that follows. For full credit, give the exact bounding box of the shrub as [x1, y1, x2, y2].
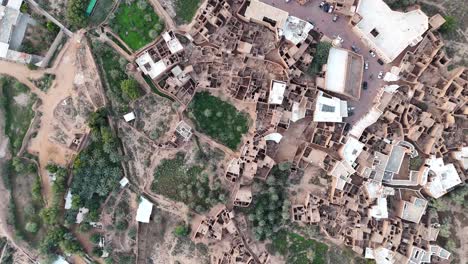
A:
[173, 224, 190, 237]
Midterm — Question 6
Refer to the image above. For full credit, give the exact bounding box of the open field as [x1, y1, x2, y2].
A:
[134, 94, 177, 141]
[188, 92, 249, 150]
[110, 0, 164, 50]
[174, 0, 200, 24]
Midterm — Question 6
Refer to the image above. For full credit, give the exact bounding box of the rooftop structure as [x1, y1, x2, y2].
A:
[341, 136, 365, 166]
[123, 112, 136, 122]
[242, 0, 289, 32]
[64, 190, 72, 210]
[268, 80, 287, 105]
[136, 197, 153, 223]
[162, 31, 183, 54]
[424, 156, 462, 198]
[352, 0, 428, 63]
[313, 91, 348, 123]
[0, 1, 22, 58]
[279, 16, 314, 45]
[397, 196, 427, 223]
[135, 52, 168, 79]
[323, 47, 363, 100]
[119, 177, 129, 188]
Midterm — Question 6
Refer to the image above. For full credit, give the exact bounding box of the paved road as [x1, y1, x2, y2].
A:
[262, 0, 387, 124]
[26, 0, 73, 37]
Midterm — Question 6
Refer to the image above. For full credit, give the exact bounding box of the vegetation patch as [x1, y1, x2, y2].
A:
[31, 74, 55, 92]
[175, 0, 201, 24]
[88, 0, 116, 26]
[110, 0, 164, 50]
[270, 230, 329, 264]
[91, 41, 142, 112]
[0, 76, 37, 155]
[308, 42, 332, 77]
[70, 109, 124, 218]
[188, 92, 249, 150]
[151, 152, 227, 212]
[242, 164, 291, 240]
[21, 17, 59, 56]
[66, 0, 89, 29]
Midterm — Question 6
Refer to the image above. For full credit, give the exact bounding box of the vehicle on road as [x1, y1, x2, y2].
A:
[362, 81, 368, 90]
[351, 45, 359, 53]
[364, 61, 369, 70]
[369, 50, 376, 57]
[377, 59, 384, 65]
[333, 15, 338, 22]
[378, 71, 384, 79]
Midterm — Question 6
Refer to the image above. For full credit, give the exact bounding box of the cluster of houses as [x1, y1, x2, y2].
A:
[124, 0, 466, 263]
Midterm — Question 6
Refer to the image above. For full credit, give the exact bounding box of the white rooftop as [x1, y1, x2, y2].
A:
[162, 31, 183, 54]
[342, 136, 365, 166]
[268, 80, 286, 105]
[279, 16, 314, 45]
[291, 100, 306, 122]
[325, 47, 349, 94]
[135, 52, 167, 79]
[123, 112, 135, 122]
[355, 0, 428, 62]
[119, 177, 129, 188]
[453, 146, 468, 170]
[400, 197, 427, 223]
[264, 132, 283, 143]
[313, 91, 348, 122]
[424, 156, 462, 198]
[53, 256, 69, 264]
[0, 42, 9, 58]
[64, 190, 72, 210]
[136, 197, 153, 223]
[76, 207, 89, 224]
[370, 197, 388, 219]
[6, 0, 23, 10]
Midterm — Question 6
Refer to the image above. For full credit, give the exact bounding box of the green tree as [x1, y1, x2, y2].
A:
[66, 0, 88, 29]
[25, 222, 39, 233]
[120, 79, 140, 100]
[439, 16, 457, 33]
[173, 224, 190, 237]
[46, 21, 59, 33]
[90, 233, 101, 244]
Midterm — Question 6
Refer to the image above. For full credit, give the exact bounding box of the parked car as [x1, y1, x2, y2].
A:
[319, 1, 325, 8]
[369, 50, 376, 57]
[362, 81, 368, 90]
[333, 14, 338, 22]
[364, 61, 369, 70]
[323, 3, 330, 12]
[328, 5, 334, 13]
[378, 71, 384, 79]
[351, 45, 359, 53]
[377, 59, 384, 65]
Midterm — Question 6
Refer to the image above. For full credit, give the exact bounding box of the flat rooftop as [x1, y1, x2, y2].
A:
[355, 0, 428, 62]
[243, 0, 289, 29]
[325, 47, 363, 100]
